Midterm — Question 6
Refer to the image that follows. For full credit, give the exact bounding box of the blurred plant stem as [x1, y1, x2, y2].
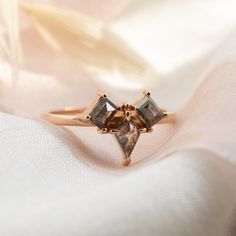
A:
[21, 3, 160, 88]
[0, 0, 21, 87]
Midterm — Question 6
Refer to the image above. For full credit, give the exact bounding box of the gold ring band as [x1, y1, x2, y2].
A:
[43, 90, 176, 166]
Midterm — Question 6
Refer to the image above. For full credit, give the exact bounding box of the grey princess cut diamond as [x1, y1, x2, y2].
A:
[89, 96, 117, 129]
[136, 95, 164, 128]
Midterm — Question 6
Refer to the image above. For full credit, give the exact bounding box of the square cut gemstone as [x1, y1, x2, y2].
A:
[115, 119, 140, 158]
[89, 97, 117, 129]
[136, 96, 163, 128]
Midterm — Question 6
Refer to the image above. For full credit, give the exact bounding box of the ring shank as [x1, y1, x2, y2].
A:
[43, 107, 94, 126]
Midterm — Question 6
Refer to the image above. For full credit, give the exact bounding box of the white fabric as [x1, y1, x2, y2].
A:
[1, 1, 236, 236]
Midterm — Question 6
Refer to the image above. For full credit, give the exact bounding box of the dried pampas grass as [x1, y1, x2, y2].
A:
[0, 0, 21, 86]
[21, 3, 159, 86]
[0, 25, 8, 59]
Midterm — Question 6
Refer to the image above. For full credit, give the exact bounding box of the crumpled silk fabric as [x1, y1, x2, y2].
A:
[0, 0, 236, 236]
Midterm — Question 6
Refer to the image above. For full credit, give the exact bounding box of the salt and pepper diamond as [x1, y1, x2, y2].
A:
[136, 94, 164, 128]
[115, 119, 140, 160]
[89, 96, 117, 129]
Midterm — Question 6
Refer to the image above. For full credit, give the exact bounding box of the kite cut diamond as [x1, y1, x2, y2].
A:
[89, 97, 117, 129]
[136, 95, 164, 128]
[115, 119, 140, 158]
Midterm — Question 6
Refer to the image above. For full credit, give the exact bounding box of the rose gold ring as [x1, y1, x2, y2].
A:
[43, 90, 176, 166]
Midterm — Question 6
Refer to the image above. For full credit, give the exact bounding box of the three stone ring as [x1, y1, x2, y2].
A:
[44, 90, 176, 166]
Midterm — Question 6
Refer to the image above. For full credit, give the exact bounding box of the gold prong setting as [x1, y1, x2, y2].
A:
[86, 115, 91, 120]
[123, 157, 131, 166]
[82, 90, 168, 166]
[143, 89, 151, 96]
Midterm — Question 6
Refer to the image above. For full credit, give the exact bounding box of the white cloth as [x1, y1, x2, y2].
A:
[1, 1, 236, 236]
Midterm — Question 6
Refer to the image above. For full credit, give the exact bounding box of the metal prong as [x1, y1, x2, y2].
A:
[101, 128, 108, 133]
[138, 127, 153, 133]
[86, 115, 91, 120]
[138, 128, 148, 133]
[109, 129, 119, 134]
[96, 91, 107, 98]
[147, 128, 153, 133]
[97, 128, 108, 134]
[121, 103, 129, 110]
[129, 105, 135, 110]
[163, 112, 168, 118]
[123, 157, 131, 166]
[143, 89, 151, 96]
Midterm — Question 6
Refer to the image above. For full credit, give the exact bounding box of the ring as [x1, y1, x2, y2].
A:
[43, 90, 176, 166]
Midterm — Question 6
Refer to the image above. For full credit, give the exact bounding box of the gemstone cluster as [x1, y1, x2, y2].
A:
[88, 91, 164, 165]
